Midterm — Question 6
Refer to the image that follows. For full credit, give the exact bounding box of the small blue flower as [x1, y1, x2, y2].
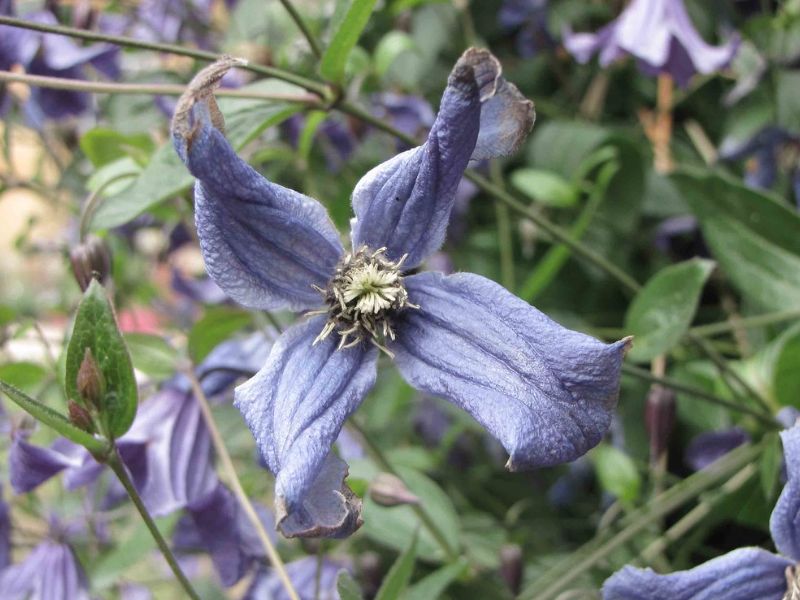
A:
[563, 0, 739, 87]
[604, 423, 800, 599]
[172, 49, 629, 539]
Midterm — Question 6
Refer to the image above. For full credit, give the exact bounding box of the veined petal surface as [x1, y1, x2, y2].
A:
[770, 423, 800, 561]
[391, 272, 628, 469]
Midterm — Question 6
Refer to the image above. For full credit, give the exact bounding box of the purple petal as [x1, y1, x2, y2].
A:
[778, 407, 800, 430]
[171, 58, 343, 311]
[666, 0, 739, 75]
[234, 316, 376, 537]
[562, 23, 621, 65]
[0, 541, 91, 600]
[472, 78, 536, 161]
[684, 427, 750, 472]
[602, 547, 789, 600]
[0, 488, 9, 570]
[615, 0, 672, 68]
[245, 557, 351, 600]
[390, 271, 628, 469]
[351, 48, 532, 268]
[770, 424, 800, 561]
[9, 434, 84, 494]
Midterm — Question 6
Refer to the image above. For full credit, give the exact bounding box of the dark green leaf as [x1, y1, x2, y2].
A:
[337, 571, 364, 600]
[123, 333, 177, 380]
[375, 529, 418, 600]
[188, 307, 252, 363]
[405, 559, 468, 600]
[0, 379, 108, 454]
[591, 444, 641, 504]
[675, 169, 800, 313]
[320, 0, 378, 82]
[625, 258, 715, 362]
[773, 328, 800, 409]
[66, 280, 138, 438]
[760, 432, 782, 502]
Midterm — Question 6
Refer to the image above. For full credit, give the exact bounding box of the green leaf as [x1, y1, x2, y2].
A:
[510, 168, 579, 208]
[674, 169, 800, 313]
[90, 83, 303, 230]
[404, 558, 468, 600]
[79, 128, 154, 167]
[624, 258, 715, 362]
[591, 444, 641, 504]
[375, 530, 418, 600]
[188, 307, 252, 363]
[298, 110, 328, 163]
[374, 31, 417, 76]
[320, 0, 378, 82]
[777, 70, 800, 130]
[773, 328, 800, 409]
[337, 571, 364, 600]
[0, 379, 108, 454]
[123, 333, 177, 380]
[66, 280, 138, 438]
[0, 362, 47, 389]
[527, 120, 610, 179]
[760, 432, 782, 502]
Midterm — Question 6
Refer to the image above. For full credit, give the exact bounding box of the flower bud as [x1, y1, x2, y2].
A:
[500, 544, 523, 595]
[645, 385, 676, 462]
[70, 235, 111, 291]
[76, 348, 105, 409]
[368, 473, 420, 507]
[68, 400, 94, 432]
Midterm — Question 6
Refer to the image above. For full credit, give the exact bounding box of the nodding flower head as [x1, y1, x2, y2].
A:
[172, 49, 629, 540]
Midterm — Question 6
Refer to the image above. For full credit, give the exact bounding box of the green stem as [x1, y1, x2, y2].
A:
[0, 16, 327, 94]
[520, 442, 762, 600]
[621, 364, 777, 426]
[184, 369, 300, 600]
[277, 0, 323, 59]
[690, 309, 800, 337]
[108, 453, 200, 600]
[349, 420, 459, 562]
[0, 70, 324, 103]
[490, 162, 515, 291]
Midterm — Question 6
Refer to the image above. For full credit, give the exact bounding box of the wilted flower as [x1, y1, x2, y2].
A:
[0, 2, 118, 124]
[172, 49, 629, 539]
[563, 0, 739, 86]
[604, 423, 800, 599]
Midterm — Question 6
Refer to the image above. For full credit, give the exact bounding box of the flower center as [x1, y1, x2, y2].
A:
[312, 246, 416, 353]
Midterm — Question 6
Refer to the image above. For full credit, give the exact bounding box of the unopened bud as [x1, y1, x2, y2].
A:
[76, 348, 105, 408]
[645, 385, 676, 462]
[68, 400, 94, 432]
[369, 473, 420, 507]
[70, 235, 111, 291]
[500, 544, 523, 595]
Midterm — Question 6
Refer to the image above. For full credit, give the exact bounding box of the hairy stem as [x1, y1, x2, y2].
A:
[0, 15, 327, 94]
[108, 453, 200, 600]
[184, 369, 300, 600]
[349, 420, 459, 562]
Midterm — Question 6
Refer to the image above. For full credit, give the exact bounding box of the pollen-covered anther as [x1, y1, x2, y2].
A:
[313, 246, 417, 354]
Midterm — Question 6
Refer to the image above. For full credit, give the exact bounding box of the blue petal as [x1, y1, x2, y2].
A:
[245, 557, 351, 600]
[0, 486, 9, 570]
[351, 48, 533, 268]
[0, 541, 91, 600]
[602, 548, 789, 600]
[390, 272, 629, 469]
[234, 316, 376, 537]
[172, 58, 343, 311]
[684, 427, 750, 472]
[9, 435, 83, 494]
[770, 423, 800, 561]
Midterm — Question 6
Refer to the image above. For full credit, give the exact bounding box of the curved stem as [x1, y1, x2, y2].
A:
[108, 453, 200, 600]
[278, 0, 323, 59]
[0, 15, 327, 95]
[349, 420, 459, 562]
[0, 70, 323, 104]
[184, 369, 300, 600]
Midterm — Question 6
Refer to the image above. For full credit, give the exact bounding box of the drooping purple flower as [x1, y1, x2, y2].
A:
[171, 49, 629, 539]
[0, 540, 90, 600]
[0, 3, 119, 124]
[244, 557, 351, 600]
[0, 486, 9, 571]
[499, 0, 554, 58]
[563, 0, 740, 87]
[603, 423, 800, 599]
[684, 427, 750, 472]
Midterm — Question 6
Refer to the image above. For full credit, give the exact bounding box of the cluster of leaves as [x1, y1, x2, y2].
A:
[1, 0, 800, 598]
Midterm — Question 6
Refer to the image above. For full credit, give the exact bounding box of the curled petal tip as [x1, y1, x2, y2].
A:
[621, 335, 634, 357]
[451, 47, 502, 102]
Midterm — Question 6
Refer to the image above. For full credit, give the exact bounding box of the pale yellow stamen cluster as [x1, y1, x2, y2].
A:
[310, 246, 417, 355]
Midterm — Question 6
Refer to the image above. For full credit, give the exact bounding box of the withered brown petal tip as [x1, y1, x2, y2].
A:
[450, 47, 502, 102]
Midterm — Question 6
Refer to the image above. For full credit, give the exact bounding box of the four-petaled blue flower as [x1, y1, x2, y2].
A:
[171, 49, 630, 538]
[563, 0, 740, 87]
[604, 422, 800, 599]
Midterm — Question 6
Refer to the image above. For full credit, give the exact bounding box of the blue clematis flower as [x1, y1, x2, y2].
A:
[563, 0, 739, 87]
[172, 49, 629, 539]
[603, 423, 800, 599]
[0, 539, 90, 600]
